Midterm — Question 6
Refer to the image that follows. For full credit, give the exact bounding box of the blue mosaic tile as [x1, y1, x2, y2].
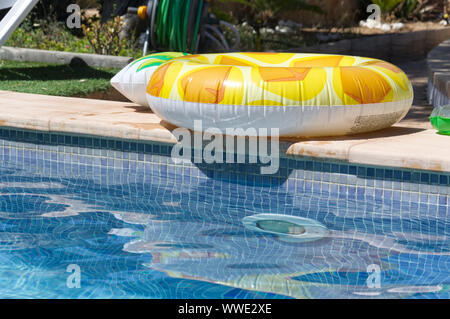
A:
[0, 127, 448, 213]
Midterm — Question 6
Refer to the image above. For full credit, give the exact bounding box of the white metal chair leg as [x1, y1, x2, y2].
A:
[0, 0, 39, 47]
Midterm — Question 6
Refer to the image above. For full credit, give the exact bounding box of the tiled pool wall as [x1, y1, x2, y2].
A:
[0, 127, 449, 216]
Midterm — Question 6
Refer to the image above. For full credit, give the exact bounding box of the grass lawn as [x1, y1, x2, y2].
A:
[0, 59, 119, 97]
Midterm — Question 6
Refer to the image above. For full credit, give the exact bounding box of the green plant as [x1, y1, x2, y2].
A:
[29, 0, 75, 22]
[82, 15, 136, 56]
[223, 23, 307, 52]
[6, 16, 141, 58]
[397, 0, 422, 19]
[76, 0, 101, 9]
[371, 0, 426, 20]
[372, 0, 404, 12]
[6, 17, 93, 53]
[220, 0, 322, 50]
[210, 6, 235, 23]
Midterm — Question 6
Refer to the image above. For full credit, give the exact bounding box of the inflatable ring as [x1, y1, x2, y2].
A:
[112, 52, 413, 137]
[112, 52, 187, 107]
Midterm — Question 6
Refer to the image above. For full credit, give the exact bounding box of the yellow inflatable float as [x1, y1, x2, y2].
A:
[112, 52, 413, 137]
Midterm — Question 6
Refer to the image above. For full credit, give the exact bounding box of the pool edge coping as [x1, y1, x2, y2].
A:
[0, 90, 449, 174]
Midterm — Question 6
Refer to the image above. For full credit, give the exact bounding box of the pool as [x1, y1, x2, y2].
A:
[0, 128, 449, 299]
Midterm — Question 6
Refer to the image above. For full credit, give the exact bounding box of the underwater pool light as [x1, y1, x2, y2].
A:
[242, 214, 329, 243]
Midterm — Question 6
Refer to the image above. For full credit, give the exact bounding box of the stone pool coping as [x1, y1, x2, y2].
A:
[0, 90, 449, 173]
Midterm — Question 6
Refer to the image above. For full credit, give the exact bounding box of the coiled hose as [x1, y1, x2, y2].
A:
[131, 0, 239, 54]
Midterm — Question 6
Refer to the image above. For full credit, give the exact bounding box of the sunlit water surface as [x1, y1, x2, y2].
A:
[0, 159, 448, 299]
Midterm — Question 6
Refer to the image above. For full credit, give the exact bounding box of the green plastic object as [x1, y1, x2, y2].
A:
[190, 0, 203, 52]
[430, 105, 450, 135]
[154, 0, 202, 53]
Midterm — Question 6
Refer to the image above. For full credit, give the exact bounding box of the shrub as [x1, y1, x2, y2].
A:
[81, 15, 138, 56]
[371, 0, 430, 20]
[76, 0, 102, 9]
[225, 0, 322, 29]
[217, 0, 322, 50]
[6, 12, 141, 58]
[6, 17, 93, 53]
[372, 0, 404, 12]
[29, 0, 75, 22]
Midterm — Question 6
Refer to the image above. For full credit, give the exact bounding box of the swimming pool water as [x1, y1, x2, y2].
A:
[0, 131, 449, 299]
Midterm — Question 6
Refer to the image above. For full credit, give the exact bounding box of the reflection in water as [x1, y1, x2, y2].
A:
[0, 160, 448, 299]
[257, 220, 307, 235]
[119, 214, 449, 299]
[242, 214, 329, 243]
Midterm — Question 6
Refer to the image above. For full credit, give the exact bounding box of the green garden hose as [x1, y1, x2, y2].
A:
[152, 0, 203, 52]
[190, 0, 203, 52]
[133, 0, 237, 54]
